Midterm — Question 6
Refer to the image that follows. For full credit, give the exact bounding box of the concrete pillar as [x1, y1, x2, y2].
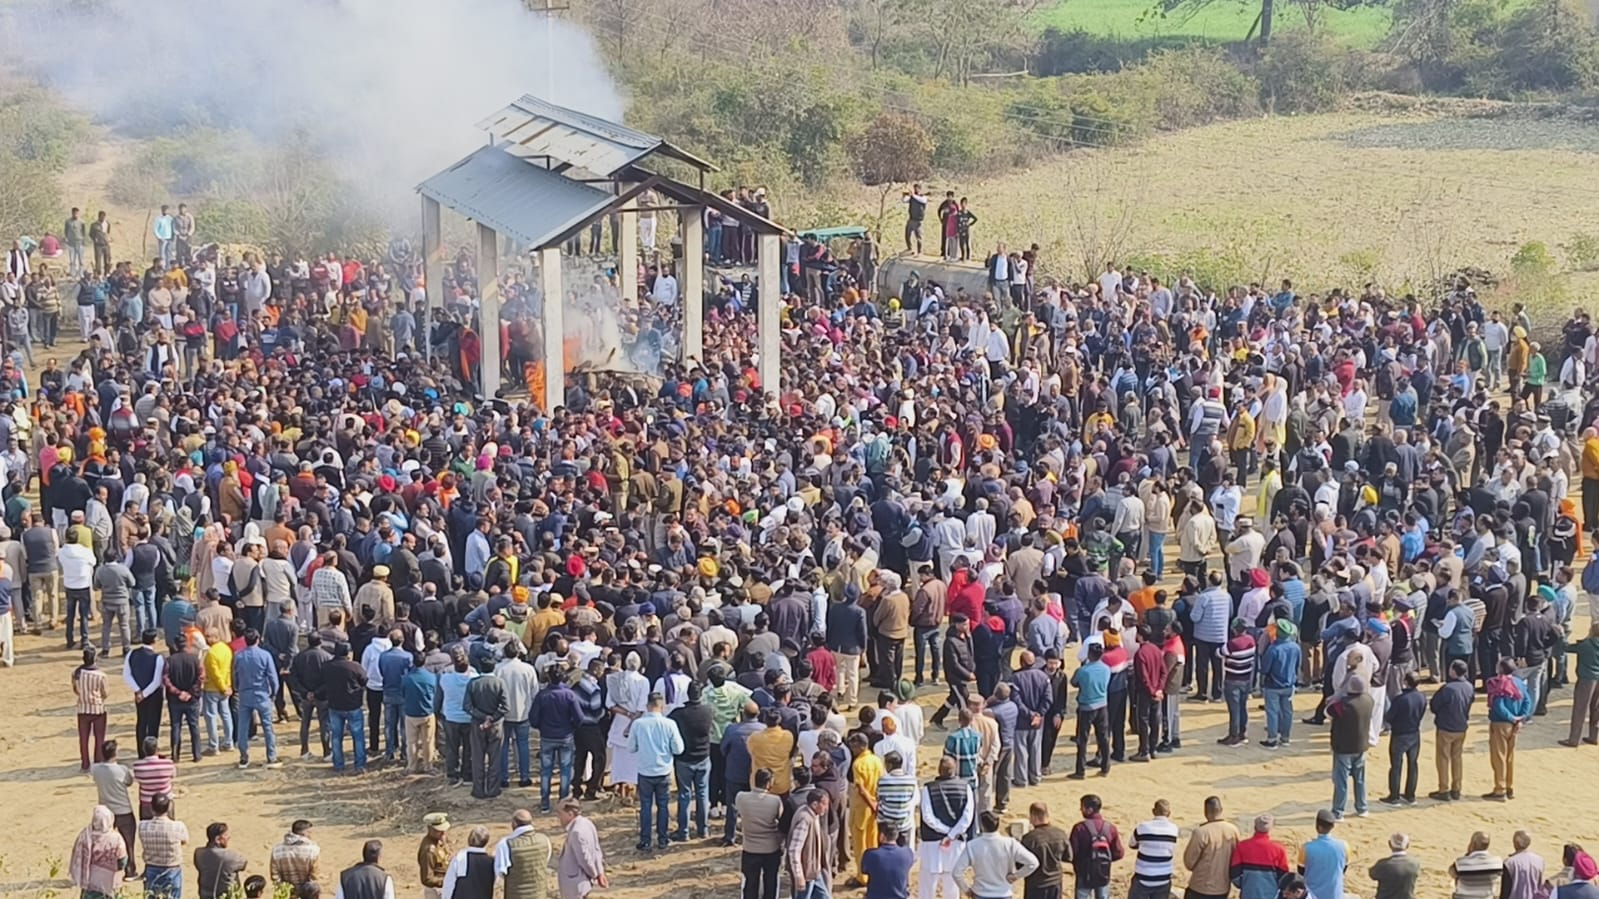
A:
[619, 199, 638, 305]
[681, 211, 704, 362]
[421, 197, 442, 362]
[477, 223, 501, 399]
[539, 246, 564, 412]
[758, 232, 781, 396]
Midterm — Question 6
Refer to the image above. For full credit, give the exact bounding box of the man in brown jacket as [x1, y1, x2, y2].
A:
[1182, 795, 1240, 899]
[787, 789, 833, 899]
[871, 571, 910, 689]
[911, 564, 947, 686]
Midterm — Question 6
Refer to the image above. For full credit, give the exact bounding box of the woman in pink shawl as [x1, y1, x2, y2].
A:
[69, 806, 126, 899]
[1549, 843, 1599, 896]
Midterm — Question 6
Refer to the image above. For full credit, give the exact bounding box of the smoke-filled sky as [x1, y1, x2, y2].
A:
[2, 0, 623, 216]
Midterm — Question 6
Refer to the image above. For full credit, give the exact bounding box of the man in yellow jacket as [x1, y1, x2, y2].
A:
[1581, 427, 1599, 536]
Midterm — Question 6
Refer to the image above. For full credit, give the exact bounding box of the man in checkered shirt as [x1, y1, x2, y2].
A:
[269, 819, 322, 891]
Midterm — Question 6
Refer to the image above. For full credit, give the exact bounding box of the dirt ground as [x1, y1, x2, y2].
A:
[3, 328, 1597, 898]
[5, 617, 1599, 899]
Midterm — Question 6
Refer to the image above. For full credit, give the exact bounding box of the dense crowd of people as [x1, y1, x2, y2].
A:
[8, 197, 1599, 899]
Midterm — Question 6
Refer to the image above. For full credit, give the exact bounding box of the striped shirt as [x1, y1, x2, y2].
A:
[73, 666, 108, 716]
[137, 816, 189, 868]
[1223, 635, 1257, 680]
[1129, 816, 1180, 887]
[131, 755, 178, 805]
[1464, 596, 1488, 632]
[1452, 850, 1504, 899]
[944, 727, 980, 779]
[876, 772, 919, 833]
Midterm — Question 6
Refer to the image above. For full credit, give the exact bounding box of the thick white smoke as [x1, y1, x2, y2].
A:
[2, 0, 623, 217]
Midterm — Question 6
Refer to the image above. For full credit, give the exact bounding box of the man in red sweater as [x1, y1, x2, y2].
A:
[1131, 624, 1166, 762]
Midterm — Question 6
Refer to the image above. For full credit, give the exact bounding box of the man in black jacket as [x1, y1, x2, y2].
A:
[464, 660, 507, 799]
[1381, 671, 1427, 805]
[291, 633, 333, 760]
[163, 633, 203, 763]
[321, 641, 368, 773]
[669, 681, 716, 841]
[1515, 594, 1558, 716]
[1009, 650, 1052, 788]
[930, 615, 975, 728]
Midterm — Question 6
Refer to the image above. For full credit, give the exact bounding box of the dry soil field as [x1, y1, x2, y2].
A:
[2, 577, 1597, 899]
[833, 102, 1599, 305]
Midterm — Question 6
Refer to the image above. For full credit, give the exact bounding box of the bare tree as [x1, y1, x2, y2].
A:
[583, 0, 655, 57]
[922, 0, 1044, 84]
[1396, 178, 1465, 298]
[1059, 158, 1144, 280]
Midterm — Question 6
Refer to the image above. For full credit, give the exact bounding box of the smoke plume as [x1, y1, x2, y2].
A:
[2, 0, 624, 218]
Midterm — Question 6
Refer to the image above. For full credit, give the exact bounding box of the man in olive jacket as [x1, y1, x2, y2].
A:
[1368, 832, 1421, 899]
[1327, 677, 1374, 820]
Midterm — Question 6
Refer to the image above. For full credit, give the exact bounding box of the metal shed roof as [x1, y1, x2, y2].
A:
[416, 145, 616, 248]
[477, 94, 718, 177]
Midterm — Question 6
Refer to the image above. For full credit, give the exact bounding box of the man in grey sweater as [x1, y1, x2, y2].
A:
[94, 557, 136, 653]
[736, 767, 785, 899]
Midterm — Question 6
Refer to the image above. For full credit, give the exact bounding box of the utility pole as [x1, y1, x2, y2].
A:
[527, 0, 570, 100]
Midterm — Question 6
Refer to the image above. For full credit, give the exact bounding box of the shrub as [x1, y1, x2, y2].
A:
[194, 199, 272, 247]
[1036, 27, 1160, 75]
[0, 158, 63, 239]
[1137, 47, 1260, 127]
[1026, 47, 1261, 149]
[1566, 233, 1599, 271]
[1256, 31, 1358, 113]
[0, 86, 90, 170]
[1392, 0, 1599, 95]
[1511, 241, 1557, 277]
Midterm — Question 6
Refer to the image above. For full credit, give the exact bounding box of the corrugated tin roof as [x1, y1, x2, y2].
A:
[416, 145, 616, 248]
[478, 94, 718, 176]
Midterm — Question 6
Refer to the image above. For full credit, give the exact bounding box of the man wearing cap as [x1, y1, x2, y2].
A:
[355, 565, 396, 628]
[556, 798, 606, 899]
[1298, 811, 1348, 899]
[1230, 814, 1289, 899]
[417, 813, 452, 899]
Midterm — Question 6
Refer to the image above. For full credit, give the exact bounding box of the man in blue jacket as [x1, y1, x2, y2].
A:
[1381, 671, 1428, 804]
[529, 664, 584, 812]
[1189, 572, 1231, 702]
[825, 588, 868, 710]
[719, 702, 762, 847]
[400, 657, 437, 775]
[1260, 620, 1303, 749]
[1009, 651, 1052, 788]
[232, 629, 282, 769]
[377, 630, 414, 764]
[1070, 642, 1112, 780]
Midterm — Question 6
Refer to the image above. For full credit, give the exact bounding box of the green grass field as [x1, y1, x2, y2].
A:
[1036, 0, 1393, 47]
